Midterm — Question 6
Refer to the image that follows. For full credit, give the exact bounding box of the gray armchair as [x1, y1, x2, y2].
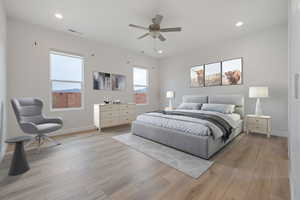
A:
[11, 98, 63, 149]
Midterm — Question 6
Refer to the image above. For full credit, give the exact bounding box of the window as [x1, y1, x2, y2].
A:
[50, 51, 84, 110]
[133, 67, 148, 105]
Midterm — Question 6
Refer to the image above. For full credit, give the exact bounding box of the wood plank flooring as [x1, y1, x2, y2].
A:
[0, 126, 290, 200]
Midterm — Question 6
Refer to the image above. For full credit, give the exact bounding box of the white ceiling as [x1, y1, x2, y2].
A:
[4, 0, 287, 58]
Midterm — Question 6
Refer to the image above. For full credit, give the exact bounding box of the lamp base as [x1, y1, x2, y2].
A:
[255, 98, 263, 116]
[168, 99, 173, 109]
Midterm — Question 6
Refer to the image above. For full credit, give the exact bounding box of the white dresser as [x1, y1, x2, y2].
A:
[94, 104, 136, 131]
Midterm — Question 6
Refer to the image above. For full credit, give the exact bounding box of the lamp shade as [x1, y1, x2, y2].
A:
[166, 91, 174, 98]
[249, 87, 269, 98]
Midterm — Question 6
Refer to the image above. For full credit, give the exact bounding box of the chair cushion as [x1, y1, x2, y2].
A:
[36, 123, 62, 133]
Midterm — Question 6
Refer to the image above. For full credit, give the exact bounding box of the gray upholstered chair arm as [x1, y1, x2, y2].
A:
[19, 122, 38, 133]
[42, 117, 63, 125]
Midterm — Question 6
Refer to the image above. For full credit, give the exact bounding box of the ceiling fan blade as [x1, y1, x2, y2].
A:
[137, 33, 150, 39]
[129, 24, 149, 30]
[160, 27, 182, 32]
[158, 34, 166, 42]
[152, 14, 163, 25]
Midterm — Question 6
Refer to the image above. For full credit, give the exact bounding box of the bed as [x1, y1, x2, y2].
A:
[132, 95, 244, 159]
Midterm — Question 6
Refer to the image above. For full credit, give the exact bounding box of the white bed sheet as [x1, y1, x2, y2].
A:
[227, 113, 241, 122]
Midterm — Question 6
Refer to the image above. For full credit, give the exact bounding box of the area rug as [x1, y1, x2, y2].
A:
[113, 133, 214, 179]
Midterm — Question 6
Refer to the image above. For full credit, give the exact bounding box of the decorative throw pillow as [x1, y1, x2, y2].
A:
[201, 103, 235, 114]
[177, 103, 202, 110]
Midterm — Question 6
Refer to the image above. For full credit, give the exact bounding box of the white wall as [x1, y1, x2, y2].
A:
[159, 24, 288, 137]
[0, 0, 7, 160]
[7, 19, 160, 137]
[288, 0, 300, 199]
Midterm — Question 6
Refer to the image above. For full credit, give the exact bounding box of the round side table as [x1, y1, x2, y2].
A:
[5, 136, 32, 176]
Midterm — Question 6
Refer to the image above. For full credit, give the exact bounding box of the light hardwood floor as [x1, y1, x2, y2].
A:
[0, 126, 290, 200]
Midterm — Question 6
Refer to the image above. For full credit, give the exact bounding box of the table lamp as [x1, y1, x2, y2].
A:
[166, 91, 175, 109]
[249, 87, 269, 115]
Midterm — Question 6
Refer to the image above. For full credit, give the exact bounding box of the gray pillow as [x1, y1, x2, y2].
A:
[177, 103, 202, 110]
[201, 103, 235, 114]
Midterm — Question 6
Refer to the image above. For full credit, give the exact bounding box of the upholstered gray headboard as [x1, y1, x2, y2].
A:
[182, 95, 208, 104]
[209, 95, 244, 117]
[182, 95, 245, 117]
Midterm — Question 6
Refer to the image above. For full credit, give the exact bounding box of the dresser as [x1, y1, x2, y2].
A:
[94, 104, 136, 131]
[246, 115, 271, 138]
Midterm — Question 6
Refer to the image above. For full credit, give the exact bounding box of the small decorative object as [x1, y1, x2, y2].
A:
[113, 100, 121, 104]
[249, 87, 269, 115]
[190, 65, 204, 87]
[112, 74, 126, 91]
[103, 97, 110, 104]
[222, 58, 243, 85]
[205, 62, 221, 86]
[166, 91, 175, 109]
[93, 72, 111, 90]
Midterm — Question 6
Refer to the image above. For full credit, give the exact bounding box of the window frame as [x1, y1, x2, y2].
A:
[49, 50, 85, 111]
[133, 66, 149, 105]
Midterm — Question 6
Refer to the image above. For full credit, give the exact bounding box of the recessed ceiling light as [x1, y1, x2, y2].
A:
[157, 50, 163, 54]
[55, 13, 63, 19]
[235, 21, 244, 27]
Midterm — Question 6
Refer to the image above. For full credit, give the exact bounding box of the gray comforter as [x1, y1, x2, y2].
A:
[158, 110, 233, 141]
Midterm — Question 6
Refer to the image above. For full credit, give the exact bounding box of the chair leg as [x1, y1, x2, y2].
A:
[37, 135, 42, 152]
[24, 139, 36, 148]
[42, 135, 61, 146]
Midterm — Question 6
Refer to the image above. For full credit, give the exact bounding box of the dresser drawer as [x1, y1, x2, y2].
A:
[119, 118, 132, 125]
[119, 109, 135, 116]
[101, 119, 119, 128]
[100, 110, 119, 118]
[119, 104, 135, 110]
[247, 123, 268, 133]
[100, 105, 119, 111]
[247, 117, 267, 126]
[119, 114, 135, 121]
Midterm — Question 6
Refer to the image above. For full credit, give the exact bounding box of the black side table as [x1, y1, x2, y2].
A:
[5, 136, 32, 176]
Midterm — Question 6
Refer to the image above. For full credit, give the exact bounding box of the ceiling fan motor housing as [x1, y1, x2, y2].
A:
[149, 24, 160, 31]
[149, 24, 161, 38]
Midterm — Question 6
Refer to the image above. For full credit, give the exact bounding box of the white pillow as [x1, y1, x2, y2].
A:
[201, 103, 235, 114]
[177, 103, 202, 110]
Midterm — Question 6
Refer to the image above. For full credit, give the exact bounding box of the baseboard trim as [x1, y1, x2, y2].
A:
[271, 130, 288, 138]
[49, 125, 97, 137]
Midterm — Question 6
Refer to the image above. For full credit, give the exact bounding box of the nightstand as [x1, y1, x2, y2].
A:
[246, 115, 271, 138]
[164, 107, 174, 111]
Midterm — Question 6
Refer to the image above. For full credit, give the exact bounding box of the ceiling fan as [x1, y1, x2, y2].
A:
[129, 14, 182, 42]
